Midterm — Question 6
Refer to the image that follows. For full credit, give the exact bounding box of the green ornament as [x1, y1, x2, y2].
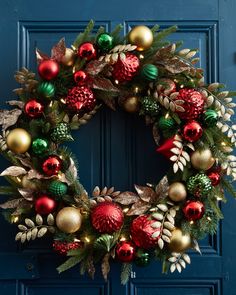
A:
[141, 64, 158, 81]
[51, 123, 73, 143]
[158, 116, 175, 131]
[203, 109, 218, 127]
[31, 138, 49, 155]
[97, 33, 113, 52]
[135, 251, 150, 267]
[48, 180, 68, 197]
[37, 82, 55, 98]
[141, 97, 160, 117]
[187, 173, 212, 197]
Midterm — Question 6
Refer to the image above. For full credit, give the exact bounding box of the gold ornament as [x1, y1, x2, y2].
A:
[6, 128, 31, 154]
[168, 182, 187, 202]
[61, 48, 75, 66]
[169, 228, 191, 252]
[191, 148, 215, 171]
[56, 207, 82, 233]
[128, 25, 153, 51]
[123, 96, 140, 113]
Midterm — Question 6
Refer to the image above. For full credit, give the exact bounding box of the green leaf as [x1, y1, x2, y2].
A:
[95, 26, 105, 39]
[57, 256, 83, 273]
[208, 198, 224, 219]
[121, 263, 132, 285]
[221, 177, 236, 199]
[73, 20, 95, 48]
[155, 25, 178, 42]
[0, 186, 18, 195]
[162, 260, 169, 274]
[151, 24, 160, 33]
[94, 233, 119, 252]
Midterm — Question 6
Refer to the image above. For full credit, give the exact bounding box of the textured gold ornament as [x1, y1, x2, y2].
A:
[56, 207, 82, 233]
[6, 128, 31, 154]
[169, 228, 191, 252]
[61, 48, 75, 66]
[123, 96, 140, 113]
[191, 149, 215, 171]
[128, 25, 153, 51]
[168, 182, 187, 202]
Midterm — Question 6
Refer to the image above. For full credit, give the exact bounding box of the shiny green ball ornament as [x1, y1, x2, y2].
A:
[187, 173, 212, 197]
[48, 180, 68, 197]
[135, 251, 150, 267]
[158, 116, 175, 131]
[203, 109, 218, 127]
[37, 82, 55, 98]
[31, 138, 49, 155]
[97, 33, 114, 52]
[141, 64, 158, 81]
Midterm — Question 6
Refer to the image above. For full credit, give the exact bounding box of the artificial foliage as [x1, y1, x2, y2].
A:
[0, 20, 235, 284]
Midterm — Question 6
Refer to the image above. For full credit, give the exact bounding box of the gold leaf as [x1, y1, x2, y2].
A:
[134, 185, 157, 203]
[38, 227, 48, 238]
[114, 191, 139, 205]
[126, 200, 151, 216]
[101, 253, 110, 281]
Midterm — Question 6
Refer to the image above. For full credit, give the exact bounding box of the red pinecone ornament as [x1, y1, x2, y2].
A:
[65, 86, 96, 113]
[112, 53, 140, 82]
[131, 215, 161, 249]
[91, 202, 124, 233]
[175, 88, 205, 120]
[53, 240, 82, 255]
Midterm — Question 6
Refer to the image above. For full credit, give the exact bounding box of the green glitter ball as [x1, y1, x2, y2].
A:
[48, 180, 68, 197]
[135, 251, 150, 267]
[141, 97, 160, 117]
[31, 138, 49, 155]
[37, 82, 55, 98]
[158, 116, 175, 131]
[51, 123, 73, 143]
[187, 173, 212, 197]
[141, 64, 158, 81]
[97, 33, 114, 52]
[203, 109, 218, 127]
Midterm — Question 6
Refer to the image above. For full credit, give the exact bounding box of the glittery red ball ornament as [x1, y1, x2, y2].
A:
[91, 202, 124, 234]
[116, 241, 136, 262]
[65, 86, 96, 113]
[156, 78, 176, 96]
[182, 120, 203, 142]
[38, 60, 59, 80]
[156, 136, 175, 159]
[35, 195, 56, 215]
[183, 200, 205, 221]
[175, 88, 205, 120]
[24, 99, 44, 118]
[42, 156, 62, 176]
[78, 42, 96, 60]
[112, 53, 140, 82]
[53, 240, 82, 255]
[207, 171, 221, 186]
[131, 215, 161, 249]
[74, 70, 87, 85]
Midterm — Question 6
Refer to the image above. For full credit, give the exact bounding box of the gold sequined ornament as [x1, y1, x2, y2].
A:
[56, 207, 82, 233]
[61, 48, 75, 66]
[169, 228, 191, 252]
[128, 25, 153, 51]
[168, 182, 187, 202]
[6, 128, 31, 154]
[191, 148, 215, 171]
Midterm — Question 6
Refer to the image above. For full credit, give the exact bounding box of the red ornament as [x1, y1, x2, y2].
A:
[116, 241, 136, 262]
[38, 60, 59, 80]
[156, 136, 176, 159]
[175, 88, 205, 120]
[78, 42, 96, 60]
[182, 120, 203, 142]
[91, 202, 124, 233]
[65, 86, 96, 113]
[207, 171, 221, 186]
[24, 99, 44, 118]
[112, 53, 140, 82]
[183, 200, 205, 221]
[74, 70, 87, 85]
[53, 240, 82, 255]
[42, 156, 62, 176]
[35, 195, 56, 215]
[130, 215, 161, 249]
[156, 78, 176, 96]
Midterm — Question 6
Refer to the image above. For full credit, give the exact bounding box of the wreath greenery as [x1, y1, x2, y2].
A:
[0, 20, 235, 284]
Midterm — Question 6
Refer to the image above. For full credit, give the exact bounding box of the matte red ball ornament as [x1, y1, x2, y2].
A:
[116, 241, 136, 262]
[91, 202, 124, 233]
[207, 171, 221, 186]
[74, 70, 87, 85]
[24, 99, 44, 118]
[42, 156, 62, 176]
[53, 240, 82, 255]
[35, 195, 56, 215]
[182, 120, 203, 142]
[183, 200, 205, 221]
[38, 60, 59, 80]
[156, 136, 175, 159]
[112, 53, 140, 82]
[175, 88, 205, 120]
[131, 215, 161, 249]
[78, 42, 96, 60]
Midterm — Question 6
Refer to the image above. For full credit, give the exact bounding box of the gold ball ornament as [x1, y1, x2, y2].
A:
[168, 182, 187, 202]
[61, 48, 75, 66]
[123, 96, 140, 113]
[128, 25, 153, 51]
[191, 148, 215, 171]
[169, 228, 191, 252]
[6, 128, 31, 154]
[56, 207, 82, 233]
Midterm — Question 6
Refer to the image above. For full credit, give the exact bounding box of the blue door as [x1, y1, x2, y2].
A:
[0, 0, 235, 294]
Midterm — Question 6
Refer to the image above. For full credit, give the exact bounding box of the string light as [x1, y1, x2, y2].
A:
[134, 86, 140, 94]
[139, 54, 144, 59]
[207, 216, 212, 221]
[114, 79, 119, 85]
[165, 113, 170, 119]
[120, 235, 126, 241]
[12, 216, 19, 223]
[190, 221, 194, 225]
[123, 208, 129, 213]
[60, 99, 66, 104]
[84, 236, 90, 243]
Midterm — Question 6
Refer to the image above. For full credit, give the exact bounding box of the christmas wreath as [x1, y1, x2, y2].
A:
[0, 20, 235, 284]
